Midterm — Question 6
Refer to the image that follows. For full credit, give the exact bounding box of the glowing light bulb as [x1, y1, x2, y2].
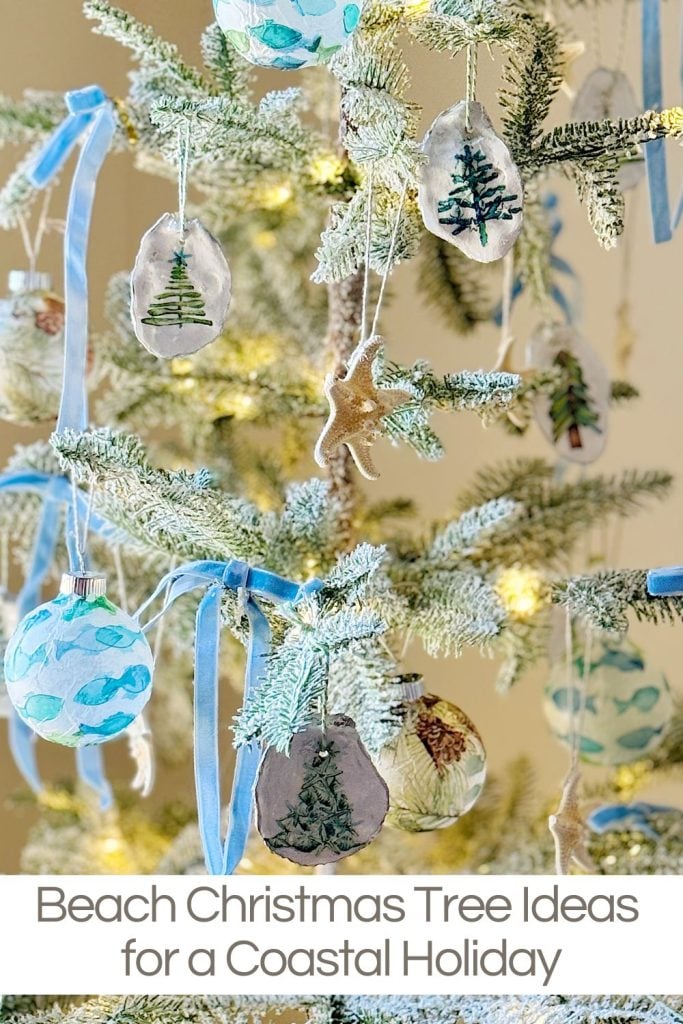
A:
[496, 567, 544, 619]
[257, 183, 293, 210]
[310, 154, 346, 186]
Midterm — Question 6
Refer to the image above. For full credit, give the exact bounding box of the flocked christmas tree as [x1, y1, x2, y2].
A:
[549, 349, 602, 449]
[141, 249, 213, 328]
[0, 0, 682, 1019]
[437, 144, 522, 247]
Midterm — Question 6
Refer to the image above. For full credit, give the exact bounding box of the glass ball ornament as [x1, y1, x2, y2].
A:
[373, 678, 487, 832]
[0, 271, 65, 425]
[4, 572, 154, 747]
[213, 0, 363, 69]
[543, 637, 673, 765]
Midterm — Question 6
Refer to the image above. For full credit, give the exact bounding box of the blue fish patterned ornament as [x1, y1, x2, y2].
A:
[543, 637, 673, 766]
[214, 0, 363, 68]
[3, 572, 154, 747]
[588, 802, 682, 841]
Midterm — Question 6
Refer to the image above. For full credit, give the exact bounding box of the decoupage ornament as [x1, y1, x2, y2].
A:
[4, 572, 154, 747]
[131, 213, 231, 359]
[0, 271, 64, 425]
[543, 636, 673, 765]
[213, 0, 363, 69]
[418, 101, 523, 263]
[527, 322, 610, 464]
[314, 335, 412, 481]
[255, 714, 389, 865]
[572, 68, 645, 191]
[373, 679, 487, 832]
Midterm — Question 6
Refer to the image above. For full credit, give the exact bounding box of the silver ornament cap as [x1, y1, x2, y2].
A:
[400, 674, 425, 703]
[59, 572, 107, 599]
[8, 270, 52, 294]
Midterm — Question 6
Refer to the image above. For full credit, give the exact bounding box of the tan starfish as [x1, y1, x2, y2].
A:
[315, 336, 412, 481]
[549, 763, 596, 875]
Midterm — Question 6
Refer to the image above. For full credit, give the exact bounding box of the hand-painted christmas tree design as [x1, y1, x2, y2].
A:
[437, 143, 522, 247]
[141, 249, 213, 329]
[549, 348, 602, 449]
[268, 739, 359, 855]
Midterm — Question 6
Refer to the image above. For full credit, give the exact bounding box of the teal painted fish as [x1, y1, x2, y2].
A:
[272, 54, 307, 68]
[251, 19, 303, 48]
[4, 641, 50, 682]
[19, 607, 53, 631]
[617, 725, 665, 750]
[19, 693, 64, 723]
[550, 687, 598, 714]
[55, 623, 142, 659]
[74, 664, 152, 707]
[343, 3, 360, 32]
[77, 711, 136, 740]
[613, 686, 661, 715]
[599, 646, 646, 672]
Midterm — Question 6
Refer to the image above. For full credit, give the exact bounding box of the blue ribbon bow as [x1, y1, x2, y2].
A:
[137, 560, 323, 874]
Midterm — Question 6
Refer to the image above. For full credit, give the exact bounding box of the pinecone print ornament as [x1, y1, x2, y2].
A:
[418, 101, 523, 263]
[373, 681, 487, 832]
[255, 715, 389, 865]
[131, 213, 232, 359]
[0, 271, 65, 424]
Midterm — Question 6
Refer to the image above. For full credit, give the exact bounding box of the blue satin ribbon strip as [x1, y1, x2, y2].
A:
[137, 560, 322, 874]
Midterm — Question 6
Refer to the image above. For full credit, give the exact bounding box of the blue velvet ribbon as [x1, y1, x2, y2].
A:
[137, 560, 323, 874]
[647, 565, 683, 596]
[28, 85, 117, 433]
[641, 0, 680, 243]
[0, 468, 121, 808]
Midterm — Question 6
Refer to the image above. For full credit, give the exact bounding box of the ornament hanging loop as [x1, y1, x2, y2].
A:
[465, 43, 478, 136]
[177, 119, 192, 246]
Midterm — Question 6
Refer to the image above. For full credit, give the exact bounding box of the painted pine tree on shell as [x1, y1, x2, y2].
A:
[549, 349, 602, 450]
[438, 144, 523, 247]
[141, 249, 213, 328]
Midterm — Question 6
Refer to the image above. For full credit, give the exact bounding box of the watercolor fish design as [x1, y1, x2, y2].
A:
[74, 664, 152, 707]
[76, 711, 137, 740]
[588, 802, 680, 840]
[18, 693, 64, 723]
[613, 686, 661, 715]
[617, 725, 666, 750]
[54, 624, 144, 660]
[250, 19, 322, 51]
[4, 641, 50, 682]
[550, 688, 598, 714]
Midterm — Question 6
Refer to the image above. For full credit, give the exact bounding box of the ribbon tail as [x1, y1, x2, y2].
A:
[223, 595, 270, 875]
[642, 0, 673, 243]
[194, 584, 224, 875]
[76, 745, 113, 811]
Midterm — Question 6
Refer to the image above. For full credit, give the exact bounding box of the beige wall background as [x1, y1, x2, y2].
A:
[0, 0, 681, 872]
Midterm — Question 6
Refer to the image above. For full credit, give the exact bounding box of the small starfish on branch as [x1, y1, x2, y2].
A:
[549, 762, 596, 875]
[314, 335, 412, 481]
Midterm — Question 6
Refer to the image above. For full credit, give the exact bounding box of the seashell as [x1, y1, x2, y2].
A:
[572, 68, 645, 191]
[419, 100, 524, 263]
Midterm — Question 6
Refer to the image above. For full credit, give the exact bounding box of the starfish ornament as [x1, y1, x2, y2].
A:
[549, 763, 596, 875]
[315, 336, 412, 480]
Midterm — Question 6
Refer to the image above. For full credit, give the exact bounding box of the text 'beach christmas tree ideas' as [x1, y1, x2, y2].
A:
[0, 0, 681, 920]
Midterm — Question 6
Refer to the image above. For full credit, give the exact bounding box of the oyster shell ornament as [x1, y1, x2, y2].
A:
[255, 715, 389, 865]
[527, 322, 610, 465]
[213, 0, 363, 69]
[572, 68, 645, 191]
[131, 213, 232, 359]
[418, 101, 524, 263]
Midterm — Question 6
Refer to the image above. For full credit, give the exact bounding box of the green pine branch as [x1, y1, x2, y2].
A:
[553, 569, 683, 634]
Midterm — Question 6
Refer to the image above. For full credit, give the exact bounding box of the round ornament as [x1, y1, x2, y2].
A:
[214, 0, 362, 69]
[373, 682, 487, 832]
[130, 213, 232, 359]
[527, 322, 610, 465]
[418, 101, 524, 263]
[255, 714, 389, 865]
[572, 68, 645, 191]
[4, 572, 154, 747]
[543, 637, 673, 765]
[0, 271, 65, 425]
